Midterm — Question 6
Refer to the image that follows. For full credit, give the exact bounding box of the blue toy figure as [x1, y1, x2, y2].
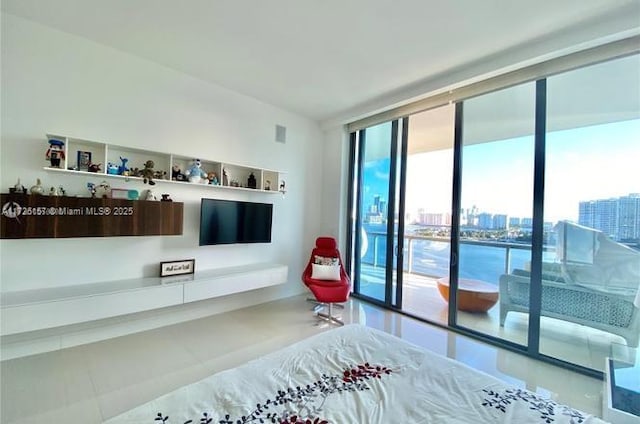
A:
[107, 163, 119, 175]
[118, 156, 129, 175]
[185, 159, 208, 183]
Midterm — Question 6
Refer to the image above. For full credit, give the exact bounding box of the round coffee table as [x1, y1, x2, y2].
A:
[436, 277, 499, 312]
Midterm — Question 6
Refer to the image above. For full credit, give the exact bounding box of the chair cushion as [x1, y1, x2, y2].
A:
[311, 263, 341, 281]
[314, 255, 339, 266]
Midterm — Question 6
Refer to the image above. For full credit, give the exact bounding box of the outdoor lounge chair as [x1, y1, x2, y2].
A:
[499, 221, 640, 347]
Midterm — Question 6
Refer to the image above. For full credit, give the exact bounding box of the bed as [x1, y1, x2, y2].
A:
[105, 324, 605, 423]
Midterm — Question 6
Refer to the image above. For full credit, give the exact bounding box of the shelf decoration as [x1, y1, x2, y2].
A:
[43, 133, 286, 195]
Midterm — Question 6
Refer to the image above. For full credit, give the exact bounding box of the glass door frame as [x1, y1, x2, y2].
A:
[347, 119, 407, 309]
[347, 79, 604, 379]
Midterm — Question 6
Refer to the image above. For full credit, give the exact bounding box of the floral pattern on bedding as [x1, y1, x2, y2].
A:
[483, 388, 587, 424]
[153, 363, 393, 424]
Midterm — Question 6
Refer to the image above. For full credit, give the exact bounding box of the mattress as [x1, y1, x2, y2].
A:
[105, 324, 605, 423]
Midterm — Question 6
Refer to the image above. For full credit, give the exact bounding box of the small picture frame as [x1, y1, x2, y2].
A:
[77, 151, 92, 171]
[160, 259, 195, 277]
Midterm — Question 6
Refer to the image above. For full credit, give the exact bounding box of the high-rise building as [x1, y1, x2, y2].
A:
[508, 217, 521, 227]
[493, 214, 507, 230]
[478, 212, 493, 229]
[578, 193, 640, 241]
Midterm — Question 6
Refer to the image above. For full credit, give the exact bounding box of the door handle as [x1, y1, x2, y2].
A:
[451, 252, 457, 267]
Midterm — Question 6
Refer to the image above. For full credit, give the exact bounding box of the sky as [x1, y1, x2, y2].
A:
[365, 118, 640, 223]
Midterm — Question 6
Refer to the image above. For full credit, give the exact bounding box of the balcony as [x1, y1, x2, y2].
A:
[358, 231, 630, 372]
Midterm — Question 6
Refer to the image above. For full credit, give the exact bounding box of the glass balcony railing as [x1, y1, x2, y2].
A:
[361, 230, 556, 285]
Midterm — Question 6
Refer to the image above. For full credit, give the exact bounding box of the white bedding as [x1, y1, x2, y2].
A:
[105, 324, 606, 423]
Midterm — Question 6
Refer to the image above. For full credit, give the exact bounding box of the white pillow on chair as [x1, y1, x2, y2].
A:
[311, 263, 341, 281]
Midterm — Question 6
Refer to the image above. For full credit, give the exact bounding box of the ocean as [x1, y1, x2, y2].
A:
[360, 225, 548, 284]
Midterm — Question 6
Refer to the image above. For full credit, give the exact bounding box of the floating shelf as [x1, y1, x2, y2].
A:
[44, 133, 286, 194]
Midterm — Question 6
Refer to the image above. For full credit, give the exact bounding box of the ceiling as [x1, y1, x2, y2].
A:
[2, 0, 639, 123]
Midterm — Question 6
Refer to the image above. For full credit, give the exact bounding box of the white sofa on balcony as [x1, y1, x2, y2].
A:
[499, 221, 640, 347]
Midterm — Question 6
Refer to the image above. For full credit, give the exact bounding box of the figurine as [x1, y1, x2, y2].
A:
[87, 182, 97, 198]
[160, 194, 173, 202]
[49, 186, 59, 196]
[30, 178, 44, 195]
[118, 157, 129, 175]
[10, 178, 25, 194]
[96, 180, 111, 198]
[279, 180, 286, 194]
[153, 170, 167, 180]
[264, 180, 271, 191]
[46, 139, 65, 168]
[143, 189, 157, 201]
[58, 185, 66, 196]
[223, 168, 229, 186]
[171, 164, 186, 181]
[88, 163, 102, 173]
[107, 163, 119, 175]
[141, 160, 156, 185]
[207, 172, 219, 185]
[184, 159, 207, 184]
[247, 172, 257, 189]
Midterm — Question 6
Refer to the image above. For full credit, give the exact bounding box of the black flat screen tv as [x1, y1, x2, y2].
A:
[199, 198, 273, 245]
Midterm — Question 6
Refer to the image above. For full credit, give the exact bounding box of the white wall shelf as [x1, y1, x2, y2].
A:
[1, 263, 288, 336]
[45, 133, 286, 194]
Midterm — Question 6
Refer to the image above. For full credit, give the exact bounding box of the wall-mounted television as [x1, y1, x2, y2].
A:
[199, 198, 273, 245]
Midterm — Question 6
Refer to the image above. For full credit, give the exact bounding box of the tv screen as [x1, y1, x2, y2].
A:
[199, 199, 273, 245]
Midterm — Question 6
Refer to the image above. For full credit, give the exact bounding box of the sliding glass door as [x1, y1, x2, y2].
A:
[541, 54, 640, 370]
[354, 120, 403, 306]
[348, 52, 640, 375]
[455, 82, 536, 347]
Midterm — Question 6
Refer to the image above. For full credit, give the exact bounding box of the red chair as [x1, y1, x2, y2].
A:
[302, 237, 351, 325]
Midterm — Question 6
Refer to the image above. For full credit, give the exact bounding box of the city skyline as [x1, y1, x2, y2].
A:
[362, 119, 639, 225]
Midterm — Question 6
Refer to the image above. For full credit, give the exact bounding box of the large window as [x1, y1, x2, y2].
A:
[348, 51, 640, 376]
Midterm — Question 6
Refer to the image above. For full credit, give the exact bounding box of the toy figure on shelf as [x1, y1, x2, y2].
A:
[118, 157, 129, 175]
[264, 180, 271, 191]
[107, 163, 119, 175]
[279, 180, 286, 195]
[143, 189, 157, 200]
[87, 182, 97, 198]
[96, 180, 111, 198]
[222, 168, 229, 186]
[141, 160, 156, 185]
[153, 170, 167, 180]
[88, 163, 102, 173]
[247, 172, 257, 189]
[171, 164, 186, 181]
[184, 159, 207, 184]
[45, 139, 65, 168]
[161, 194, 173, 202]
[207, 172, 219, 185]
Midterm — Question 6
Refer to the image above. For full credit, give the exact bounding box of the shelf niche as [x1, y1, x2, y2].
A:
[1, 193, 183, 239]
[45, 133, 285, 194]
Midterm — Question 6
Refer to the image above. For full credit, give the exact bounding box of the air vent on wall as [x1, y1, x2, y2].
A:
[275, 124, 286, 143]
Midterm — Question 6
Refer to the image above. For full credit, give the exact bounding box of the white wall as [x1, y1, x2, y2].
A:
[0, 14, 324, 299]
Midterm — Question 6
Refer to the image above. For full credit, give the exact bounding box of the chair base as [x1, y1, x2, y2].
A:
[314, 302, 344, 326]
[307, 297, 344, 311]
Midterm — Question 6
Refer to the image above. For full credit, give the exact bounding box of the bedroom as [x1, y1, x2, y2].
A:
[1, 1, 639, 423]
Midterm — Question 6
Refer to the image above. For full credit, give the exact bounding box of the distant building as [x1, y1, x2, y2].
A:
[579, 193, 640, 241]
[477, 212, 493, 229]
[509, 217, 521, 227]
[493, 214, 507, 230]
[521, 217, 533, 228]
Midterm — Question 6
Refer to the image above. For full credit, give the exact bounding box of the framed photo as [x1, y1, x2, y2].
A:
[77, 151, 92, 171]
[160, 259, 195, 277]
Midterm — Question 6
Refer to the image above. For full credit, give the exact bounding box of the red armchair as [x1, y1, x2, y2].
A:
[302, 237, 351, 325]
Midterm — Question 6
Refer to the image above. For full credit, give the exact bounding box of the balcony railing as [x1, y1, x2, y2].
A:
[362, 231, 555, 282]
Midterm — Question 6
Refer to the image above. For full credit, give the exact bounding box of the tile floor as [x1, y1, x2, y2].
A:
[1, 294, 606, 423]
